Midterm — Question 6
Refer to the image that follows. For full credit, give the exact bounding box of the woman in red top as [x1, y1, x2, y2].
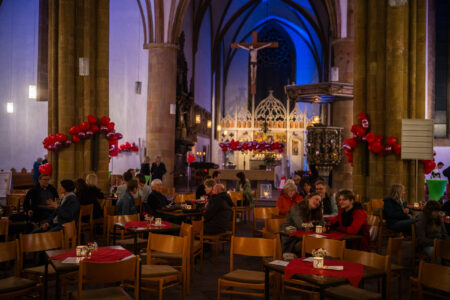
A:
[332, 189, 370, 250]
[276, 180, 303, 215]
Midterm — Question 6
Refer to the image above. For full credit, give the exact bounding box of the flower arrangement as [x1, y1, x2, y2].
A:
[301, 222, 314, 232]
[312, 248, 329, 258]
[219, 139, 284, 153]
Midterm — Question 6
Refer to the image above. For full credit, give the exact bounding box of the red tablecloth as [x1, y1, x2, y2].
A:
[289, 230, 346, 240]
[407, 204, 424, 210]
[49, 247, 133, 262]
[284, 258, 364, 287]
[124, 220, 170, 230]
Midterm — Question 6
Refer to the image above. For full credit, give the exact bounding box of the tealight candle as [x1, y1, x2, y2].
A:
[155, 218, 162, 225]
[414, 202, 419, 208]
[315, 225, 323, 233]
[313, 257, 324, 269]
[264, 191, 268, 197]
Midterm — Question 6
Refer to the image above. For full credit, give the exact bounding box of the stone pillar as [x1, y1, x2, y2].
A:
[353, 0, 426, 203]
[48, 0, 109, 192]
[146, 44, 178, 187]
[331, 38, 354, 190]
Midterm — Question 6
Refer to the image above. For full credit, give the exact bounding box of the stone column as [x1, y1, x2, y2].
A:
[48, 0, 109, 192]
[146, 44, 178, 187]
[331, 38, 354, 190]
[353, 0, 426, 203]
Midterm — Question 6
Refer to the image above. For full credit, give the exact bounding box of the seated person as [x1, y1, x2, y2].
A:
[315, 180, 338, 216]
[195, 175, 212, 199]
[24, 174, 59, 223]
[34, 180, 80, 232]
[235, 172, 253, 206]
[298, 176, 312, 198]
[276, 179, 303, 215]
[416, 201, 449, 258]
[116, 170, 133, 199]
[383, 183, 415, 235]
[204, 184, 233, 235]
[144, 179, 170, 216]
[202, 178, 216, 204]
[75, 177, 103, 219]
[281, 193, 323, 253]
[136, 174, 151, 203]
[116, 180, 138, 216]
[331, 190, 370, 250]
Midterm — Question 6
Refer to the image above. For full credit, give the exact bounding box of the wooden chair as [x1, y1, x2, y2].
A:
[140, 233, 188, 300]
[217, 236, 277, 299]
[253, 207, 279, 236]
[203, 208, 236, 263]
[411, 223, 429, 268]
[283, 236, 346, 298]
[103, 204, 116, 237]
[367, 214, 382, 253]
[191, 217, 204, 273]
[264, 217, 286, 234]
[73, 255, 140, 300]
[262, 232, 282, 260]
[6, 194, 25, 213]
[414, 260, 450, 300]
[77, 204, 94, 244]
[0, 240, 43, 299]
[134, 196, 143, 213]
[0, 219, 9, 242]
[161, 187, 175, 197]
[325, 248, 391, 300]
[386, 237, 404, 300]
[370, 199, 384, 217]
[63, 220, 78, 249]
[432, 238, 450, 263]
[106, 214, 146, 251]
[175, 193, 196, 203]
[229, 191, 251, 224]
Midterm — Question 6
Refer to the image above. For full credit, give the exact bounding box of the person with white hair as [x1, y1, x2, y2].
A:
[276, 179, 303, 215]
[143, 179, 170, 215]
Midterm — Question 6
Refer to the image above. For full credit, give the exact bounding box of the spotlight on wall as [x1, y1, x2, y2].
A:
[195, 114, 201, 124]
[6, 102, 14, 113]
[312, 115, 320, 124]
[217, 125, 222, 131]
[79, 57, 89, 76]
[28, 85, 37, 99]
[207, 120, 212, 128]
[223, 130, 228, 135]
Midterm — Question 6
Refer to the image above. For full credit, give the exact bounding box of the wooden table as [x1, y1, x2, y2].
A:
[279, 230, 362, 242]
[114, 221, 180, 254]
[263, 259, 386, 300]
[156, 208, 204, 219]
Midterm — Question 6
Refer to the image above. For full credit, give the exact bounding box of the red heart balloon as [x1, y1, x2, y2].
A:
[365, 132, 375, 144]
[393, 144, 401, 155]
[39, 163, 52, 176]
[107, 122, 115, 131]
[88, 115, 97, 124]
[72, 135, 81, 143]
[69, 126, 80, 135]
[80, 121, 89, 131]
[101, 116, 110, 126]
[91, 124, 99, 133]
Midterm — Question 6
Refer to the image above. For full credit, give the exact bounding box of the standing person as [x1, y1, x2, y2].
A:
[212, 170, 221, 184]
[332, 190, 370, 250]
[431, 162, 444, 179]
[32, 157, 43, 186]
[116, 180, 138, 216]
[276, 179, 303, 215]
[140, 156, 151, 176]
[34, 180, 80, 232]
[236, 172, 253, 206]
[24, 174, 59, 223]
[204, 184, 233, 235]
[151, 155, 167, 181]
[315, 181, 338, 216]
[75, 177, 103, 219]
[136, 174, 151, 203]
[416, 201, 449, 258]
[383, 183, 415, 235]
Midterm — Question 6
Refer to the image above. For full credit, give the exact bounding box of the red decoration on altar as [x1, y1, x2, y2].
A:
[219, 140, 285, 153]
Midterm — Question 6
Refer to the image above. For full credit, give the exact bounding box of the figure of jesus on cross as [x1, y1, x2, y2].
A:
[231, 31, 278, 95]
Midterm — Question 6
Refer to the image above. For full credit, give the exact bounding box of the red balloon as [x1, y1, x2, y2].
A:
[371, 142, 383, 154]
[346, 138, 357, 149]
[91, 124, 99, 133]
[80, 121, 89, 131]
[72, 135, 80, 143]
[107, 122, 115, 132]
[56, 133, 67, 142]
[221, 146, 227, 152]
[365, 132, 375, 144]
[132, 146, 139, 152]
[101, 116, 110, 126]
[387, 136, 397, 146]
[187, 155, 196, 163]
[358, 112, 367, 123]
[393, 144, 401, 155]
[38, 163, 52, 176]
[278, 148, 283, 153]
[88, 115, 97, 124]
[69, 126, 80, 135]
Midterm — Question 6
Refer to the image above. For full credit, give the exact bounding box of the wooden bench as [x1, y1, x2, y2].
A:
[10, 168, 34, 189]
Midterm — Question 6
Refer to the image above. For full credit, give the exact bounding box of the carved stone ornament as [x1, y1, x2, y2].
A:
[388, 0, 408, 7]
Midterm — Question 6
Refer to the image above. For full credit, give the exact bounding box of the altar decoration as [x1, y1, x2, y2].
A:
[118, 142, 139, 153]
[219, 140, 285, 153]
[42, 115, 123, 157]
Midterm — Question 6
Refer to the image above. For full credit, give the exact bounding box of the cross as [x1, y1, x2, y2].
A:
[231, 31, 278, 95]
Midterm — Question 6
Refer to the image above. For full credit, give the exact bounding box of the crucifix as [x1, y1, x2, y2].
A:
[231, 31, 278, 95]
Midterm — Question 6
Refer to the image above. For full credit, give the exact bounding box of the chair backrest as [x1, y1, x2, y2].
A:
[104, 204, 116, 217]
[63, 220, 78, 248]
[262, 232, 282, 260]
[264, 217, 286, 234]
[192, 217, 204, 242]
[19, 231, 63, 269]
[146, 233, 188, 265]
[302, 236, 345, 259]
[0, 219, 9, 241]
[230, 236, 277, 272]
[343, 248, 391, 271]
[254, 207, 279, 228]
[175, 193, 196, 203]
[106, 214, 140, 244]
[180, 222, 193, 253]
[370, 199, 384, 217]
[7, 194, 25, 212]
[417, 260, 450, 296]
[134, 196, 142, 212]
[78, 256, 140, 300]
[386, 237, 403, 265]
[229, 192, 244, 207]
[0, 240, 19, 275]
[411, 223, 417, 260]
[78, 204, 93, 224]
[161, 187, 175, 196]
[433, 238, 450, 263]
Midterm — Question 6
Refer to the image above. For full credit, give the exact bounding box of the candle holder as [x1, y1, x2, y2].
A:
[315, 225, 323, 233]
[313, 257, 324, 268]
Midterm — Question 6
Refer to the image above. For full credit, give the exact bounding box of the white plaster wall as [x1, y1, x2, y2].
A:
[109, 0, 148, 175]
[0, 0, 47, 172]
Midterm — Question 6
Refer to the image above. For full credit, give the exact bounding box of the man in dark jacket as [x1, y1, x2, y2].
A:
[116, 180, 139, 216]
[24, 174, 59, 223]
[204, 184, 233, 235]
[144, 179, 170, 216]
[151, 156, 167, 181]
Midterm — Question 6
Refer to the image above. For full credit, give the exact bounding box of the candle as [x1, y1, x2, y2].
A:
[315, 225, 323, 233]
[264, 191, 268, 197]
[313, 257, 324, 268]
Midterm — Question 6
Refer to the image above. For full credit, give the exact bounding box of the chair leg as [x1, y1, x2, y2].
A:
[159, 280, 163, 300]
[217, 279, 221, 300]
[215, 243, 219, 263]
[398, 276, 402, 300]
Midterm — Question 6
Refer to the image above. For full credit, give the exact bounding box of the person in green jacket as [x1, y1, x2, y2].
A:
[235, 172, 253, 206]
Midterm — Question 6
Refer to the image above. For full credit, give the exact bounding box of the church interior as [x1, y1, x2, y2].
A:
[0, 0, 450, 299]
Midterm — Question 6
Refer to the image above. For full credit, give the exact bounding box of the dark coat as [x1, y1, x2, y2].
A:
[282, 200, 323, 230]
[144, 190, 170, 215]
[24, 184, 59, 222]
[204, 192, 233, 235]
[196, 184, 206, 200]
[48, 192, 80, 225]
[78, 186, 104, 219]
[416, 214, 449, 248]
[383, 197, 409, 227]
[151, 162, 166, 180]
[140, 163, 151, 176]
[116, 191, 138, 216]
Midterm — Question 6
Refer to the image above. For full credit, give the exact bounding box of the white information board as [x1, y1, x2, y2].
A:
[401, 119, 434, 160]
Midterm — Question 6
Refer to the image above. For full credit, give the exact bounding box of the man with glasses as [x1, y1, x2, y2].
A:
[24, 174, 59, 223]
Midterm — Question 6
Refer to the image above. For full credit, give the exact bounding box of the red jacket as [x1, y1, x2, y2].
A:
[334, 205, 370, 250]
[276, 193, 303, 215]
